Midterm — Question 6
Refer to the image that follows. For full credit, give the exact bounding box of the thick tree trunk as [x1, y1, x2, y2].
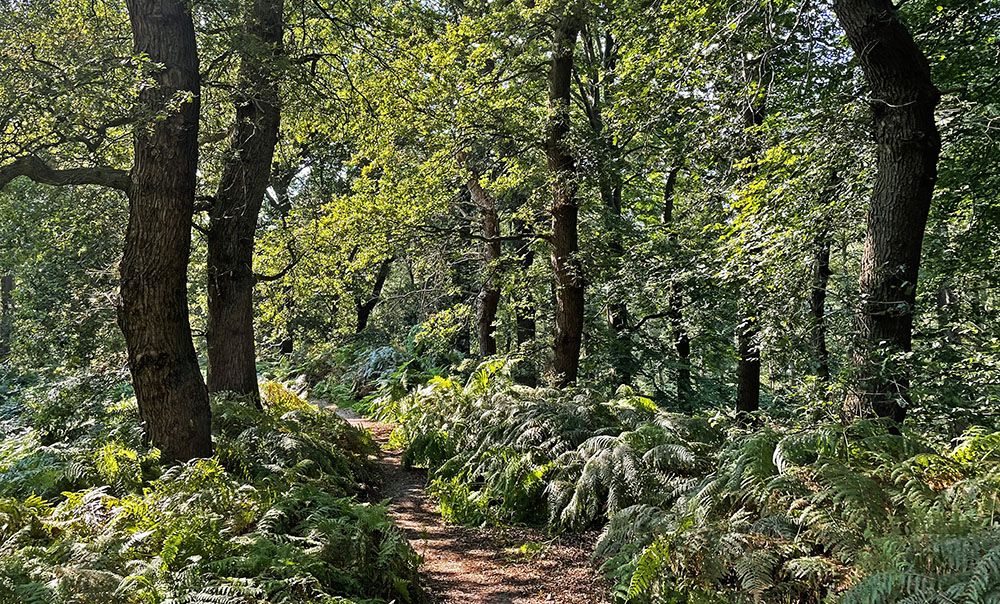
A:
[662, 168, 691, 401]
[834, 0, 941, 422]
[206, 0, 284, 403]
[0, 274, 12, 359]
[513, 217, 538, 386]
[120, 0, 211, 461]
[355, 257, 393, 334]
[547, 15, 583, 387]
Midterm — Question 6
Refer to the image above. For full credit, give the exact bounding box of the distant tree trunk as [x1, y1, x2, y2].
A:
[734, 74, 767, 415]
[601, 152, 631, 384]
[547, 14, 583, 387]
[269, 163, 296, 354]
[120, 0, 211, 461]
[812, 235, 832, 383]
[662, 168, 691, 401]
[811, 173, 837, 383]
[355, 257, 393, 334]
[513, 217, 538, 385]
[206, 0, 284, 404]
[579, 29, 630, 383]
[735, 319, 761, 413]
[451, 217, 474, 357]
[0, 274, 12, 359]
[834, 0, 941, 422]
[465, 172, 501, 357]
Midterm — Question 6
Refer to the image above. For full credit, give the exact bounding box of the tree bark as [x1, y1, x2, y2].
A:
[206, 0, 284, 404]
[547, 14, 583, 387]
[0, 274, 12, 359]
[355, 257, 393, 334]
[834, 0, 941, 422]
[120, 0, 211, 461]
[662, 167, 691, 402]
[464, 169, 501, 357]
[0, 156, 130, 191]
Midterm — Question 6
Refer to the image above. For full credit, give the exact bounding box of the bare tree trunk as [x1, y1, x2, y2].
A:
[547, 14, 583, 387]
[834, 0, 941, 422]
[0, 274, 12, 359]
[206, 0, 284, 403]
[120, 0, 211, 461]
[355, 257, 393, 334]
[662, 167, 691, 401]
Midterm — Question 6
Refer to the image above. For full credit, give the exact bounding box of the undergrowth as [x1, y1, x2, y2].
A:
[368, 359, 1000, 603]
[0, 371, 424, 604]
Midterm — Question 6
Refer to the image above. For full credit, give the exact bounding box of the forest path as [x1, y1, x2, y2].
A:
[335, 408, 609, 604]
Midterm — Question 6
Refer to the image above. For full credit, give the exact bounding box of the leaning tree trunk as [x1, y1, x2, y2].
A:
[834, 0, 941, 422]
[120, 0, 211, 461]
[0, 274, 12, 359]
[662, 168, 692, 402]
[547, 14, 584, 387]
[355, 257, 393, 334]
[465, 170, 501, 357]
[206, 0, 284, 404]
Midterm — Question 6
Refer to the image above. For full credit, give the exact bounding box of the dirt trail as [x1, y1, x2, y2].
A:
[336, 409, 609, 604]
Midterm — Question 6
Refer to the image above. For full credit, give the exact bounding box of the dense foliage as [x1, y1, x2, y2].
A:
[367, 360, 1000, 602]
[0, 0, 997, 601]
[0, 376, 423, 603]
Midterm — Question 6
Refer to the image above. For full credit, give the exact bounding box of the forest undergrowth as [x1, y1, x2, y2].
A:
[0, 369, 423, 604]
[331, 352, 1000, 604]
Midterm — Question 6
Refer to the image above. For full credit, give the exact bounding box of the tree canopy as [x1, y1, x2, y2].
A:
[1, 0, 998, 601]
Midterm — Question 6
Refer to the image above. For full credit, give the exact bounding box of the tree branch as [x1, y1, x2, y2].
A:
[630, 312, 670, 331]
[254, 241, 301, 283]
[0, 155, 130, 192]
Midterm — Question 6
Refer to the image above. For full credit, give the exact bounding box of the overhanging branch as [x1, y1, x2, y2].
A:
[0, 155, 131, 192]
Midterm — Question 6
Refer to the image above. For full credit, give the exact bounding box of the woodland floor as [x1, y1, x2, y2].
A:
[334, 408, 610, 604]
